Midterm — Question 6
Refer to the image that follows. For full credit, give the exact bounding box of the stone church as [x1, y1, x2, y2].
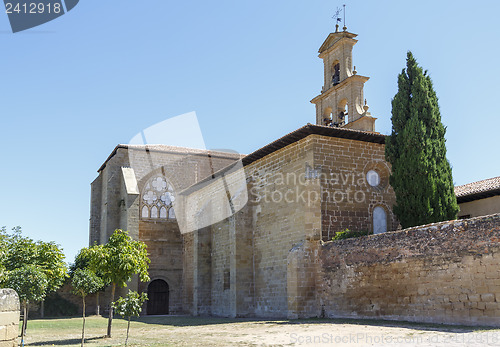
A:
[89, 26, 398, 318]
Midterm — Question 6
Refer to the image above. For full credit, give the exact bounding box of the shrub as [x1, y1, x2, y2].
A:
[332, 229, 372, 241]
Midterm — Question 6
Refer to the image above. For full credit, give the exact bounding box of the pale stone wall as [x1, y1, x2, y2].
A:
[248, 136, 319, 317]
[0, 289, 19, 347]
[210, 219, 232, 316]
[183, 136, 322, 317]
[458, 195, 500, 218]
[318, 214, 500, 326]
[313, 31, 370, 126]
[316, 77, 367, 125]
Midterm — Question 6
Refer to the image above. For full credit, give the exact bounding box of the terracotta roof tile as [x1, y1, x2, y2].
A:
[455, 176, 500, 202]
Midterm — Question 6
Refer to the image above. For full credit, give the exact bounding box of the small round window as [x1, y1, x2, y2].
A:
[366, 170, 380, 187]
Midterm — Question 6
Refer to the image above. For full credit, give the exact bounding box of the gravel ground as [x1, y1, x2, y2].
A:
[22, 316, 500, 347]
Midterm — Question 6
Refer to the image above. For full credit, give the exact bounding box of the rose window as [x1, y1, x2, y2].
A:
[141, 175, 176, 220]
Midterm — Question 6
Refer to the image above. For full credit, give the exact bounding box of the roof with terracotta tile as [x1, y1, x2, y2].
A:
[241, 123, 384, 166]
[181, 123, 385, 195]
[455, 176, 500, 203]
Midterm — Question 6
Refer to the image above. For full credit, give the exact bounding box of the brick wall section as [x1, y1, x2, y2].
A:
[312, 134, 398, 241]
[318, 213, 500, 326]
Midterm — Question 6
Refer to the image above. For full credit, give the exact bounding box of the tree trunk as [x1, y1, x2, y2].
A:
[21, 302, 27, 345]
[25, 302, 29, 332]
[96, 292, 100, 316]
[106, 283, 116, 338]
[40, 300, 44, 318]
[125, 317, 131, 346]
[81, 295, 86, 347]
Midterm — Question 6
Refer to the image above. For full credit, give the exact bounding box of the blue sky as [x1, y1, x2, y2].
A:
[1, 0, 499, 263]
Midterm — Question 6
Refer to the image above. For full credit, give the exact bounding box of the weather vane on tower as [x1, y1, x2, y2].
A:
[332, 4, 347, 32]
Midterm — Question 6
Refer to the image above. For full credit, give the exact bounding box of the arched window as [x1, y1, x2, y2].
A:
[323, 107, 333, 126]
[332, 62, 340, 84]
[337, 99, 349, 126]
[141, 175, 176, 220]
[373, 206, 387, 234]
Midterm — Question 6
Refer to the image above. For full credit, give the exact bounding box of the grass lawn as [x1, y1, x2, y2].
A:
[19, 315, 500, 346]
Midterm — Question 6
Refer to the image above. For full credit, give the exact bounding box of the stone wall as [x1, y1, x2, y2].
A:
[90, 146, 241, 245]
[89, 145, 242, 315]
[312, 134, 398, 241]
[248, 136, 319, 317]
[138, 220, 183, 314]
[0, 289, 19, 347]
[318, 213, 500, 326]
[183, 132, 397, 318]
[183, 135, 321, 317]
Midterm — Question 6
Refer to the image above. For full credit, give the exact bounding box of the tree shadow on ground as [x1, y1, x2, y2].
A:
[134, 315, 498, 334]
[271, 317, 498, 334]
[25, 335, 106, 346]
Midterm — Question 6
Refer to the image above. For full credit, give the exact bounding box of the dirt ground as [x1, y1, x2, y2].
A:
[23, 316, 500, 346]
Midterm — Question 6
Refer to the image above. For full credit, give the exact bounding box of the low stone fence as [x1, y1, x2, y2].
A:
[318, 213, 500, 326]
[0, 289, 19, 347]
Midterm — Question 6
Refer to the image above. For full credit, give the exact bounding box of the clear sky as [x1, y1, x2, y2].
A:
[1, 0, 499, 263]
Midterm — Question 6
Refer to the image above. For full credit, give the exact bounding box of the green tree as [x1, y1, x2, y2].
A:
[35, 240, 68, 293]
[3, 264, 48, 344]
[0, 227, 11, 281]
[72, 268, 104, 347]
[2, 229, 67, 293]
[385, 51, 459, 228]
[113, 291, 148, 346]
[70, 247, 107, 316]
[87, 229, 150, 338]
[0, 227, 68, 332]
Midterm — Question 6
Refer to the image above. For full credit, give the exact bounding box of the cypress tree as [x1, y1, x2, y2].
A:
[385, 51, 458, 228]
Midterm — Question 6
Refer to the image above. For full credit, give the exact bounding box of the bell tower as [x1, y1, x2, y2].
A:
[310, 25, 376, 132]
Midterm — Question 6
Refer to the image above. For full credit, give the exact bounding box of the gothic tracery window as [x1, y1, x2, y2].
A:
[141, 175, 176, 220]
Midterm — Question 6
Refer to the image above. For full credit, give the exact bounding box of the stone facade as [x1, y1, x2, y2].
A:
[181, 126, 397, 318]
[318, 213, 500, 326]
[0, 289, 19, 347]
[89, 145, 242, 314]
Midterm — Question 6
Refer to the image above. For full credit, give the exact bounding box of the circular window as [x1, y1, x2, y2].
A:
[366, 170, 380, 187]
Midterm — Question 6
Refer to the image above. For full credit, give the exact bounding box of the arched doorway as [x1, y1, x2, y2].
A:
[147, 279, 169, 315]
[373, 206, 387, 234]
